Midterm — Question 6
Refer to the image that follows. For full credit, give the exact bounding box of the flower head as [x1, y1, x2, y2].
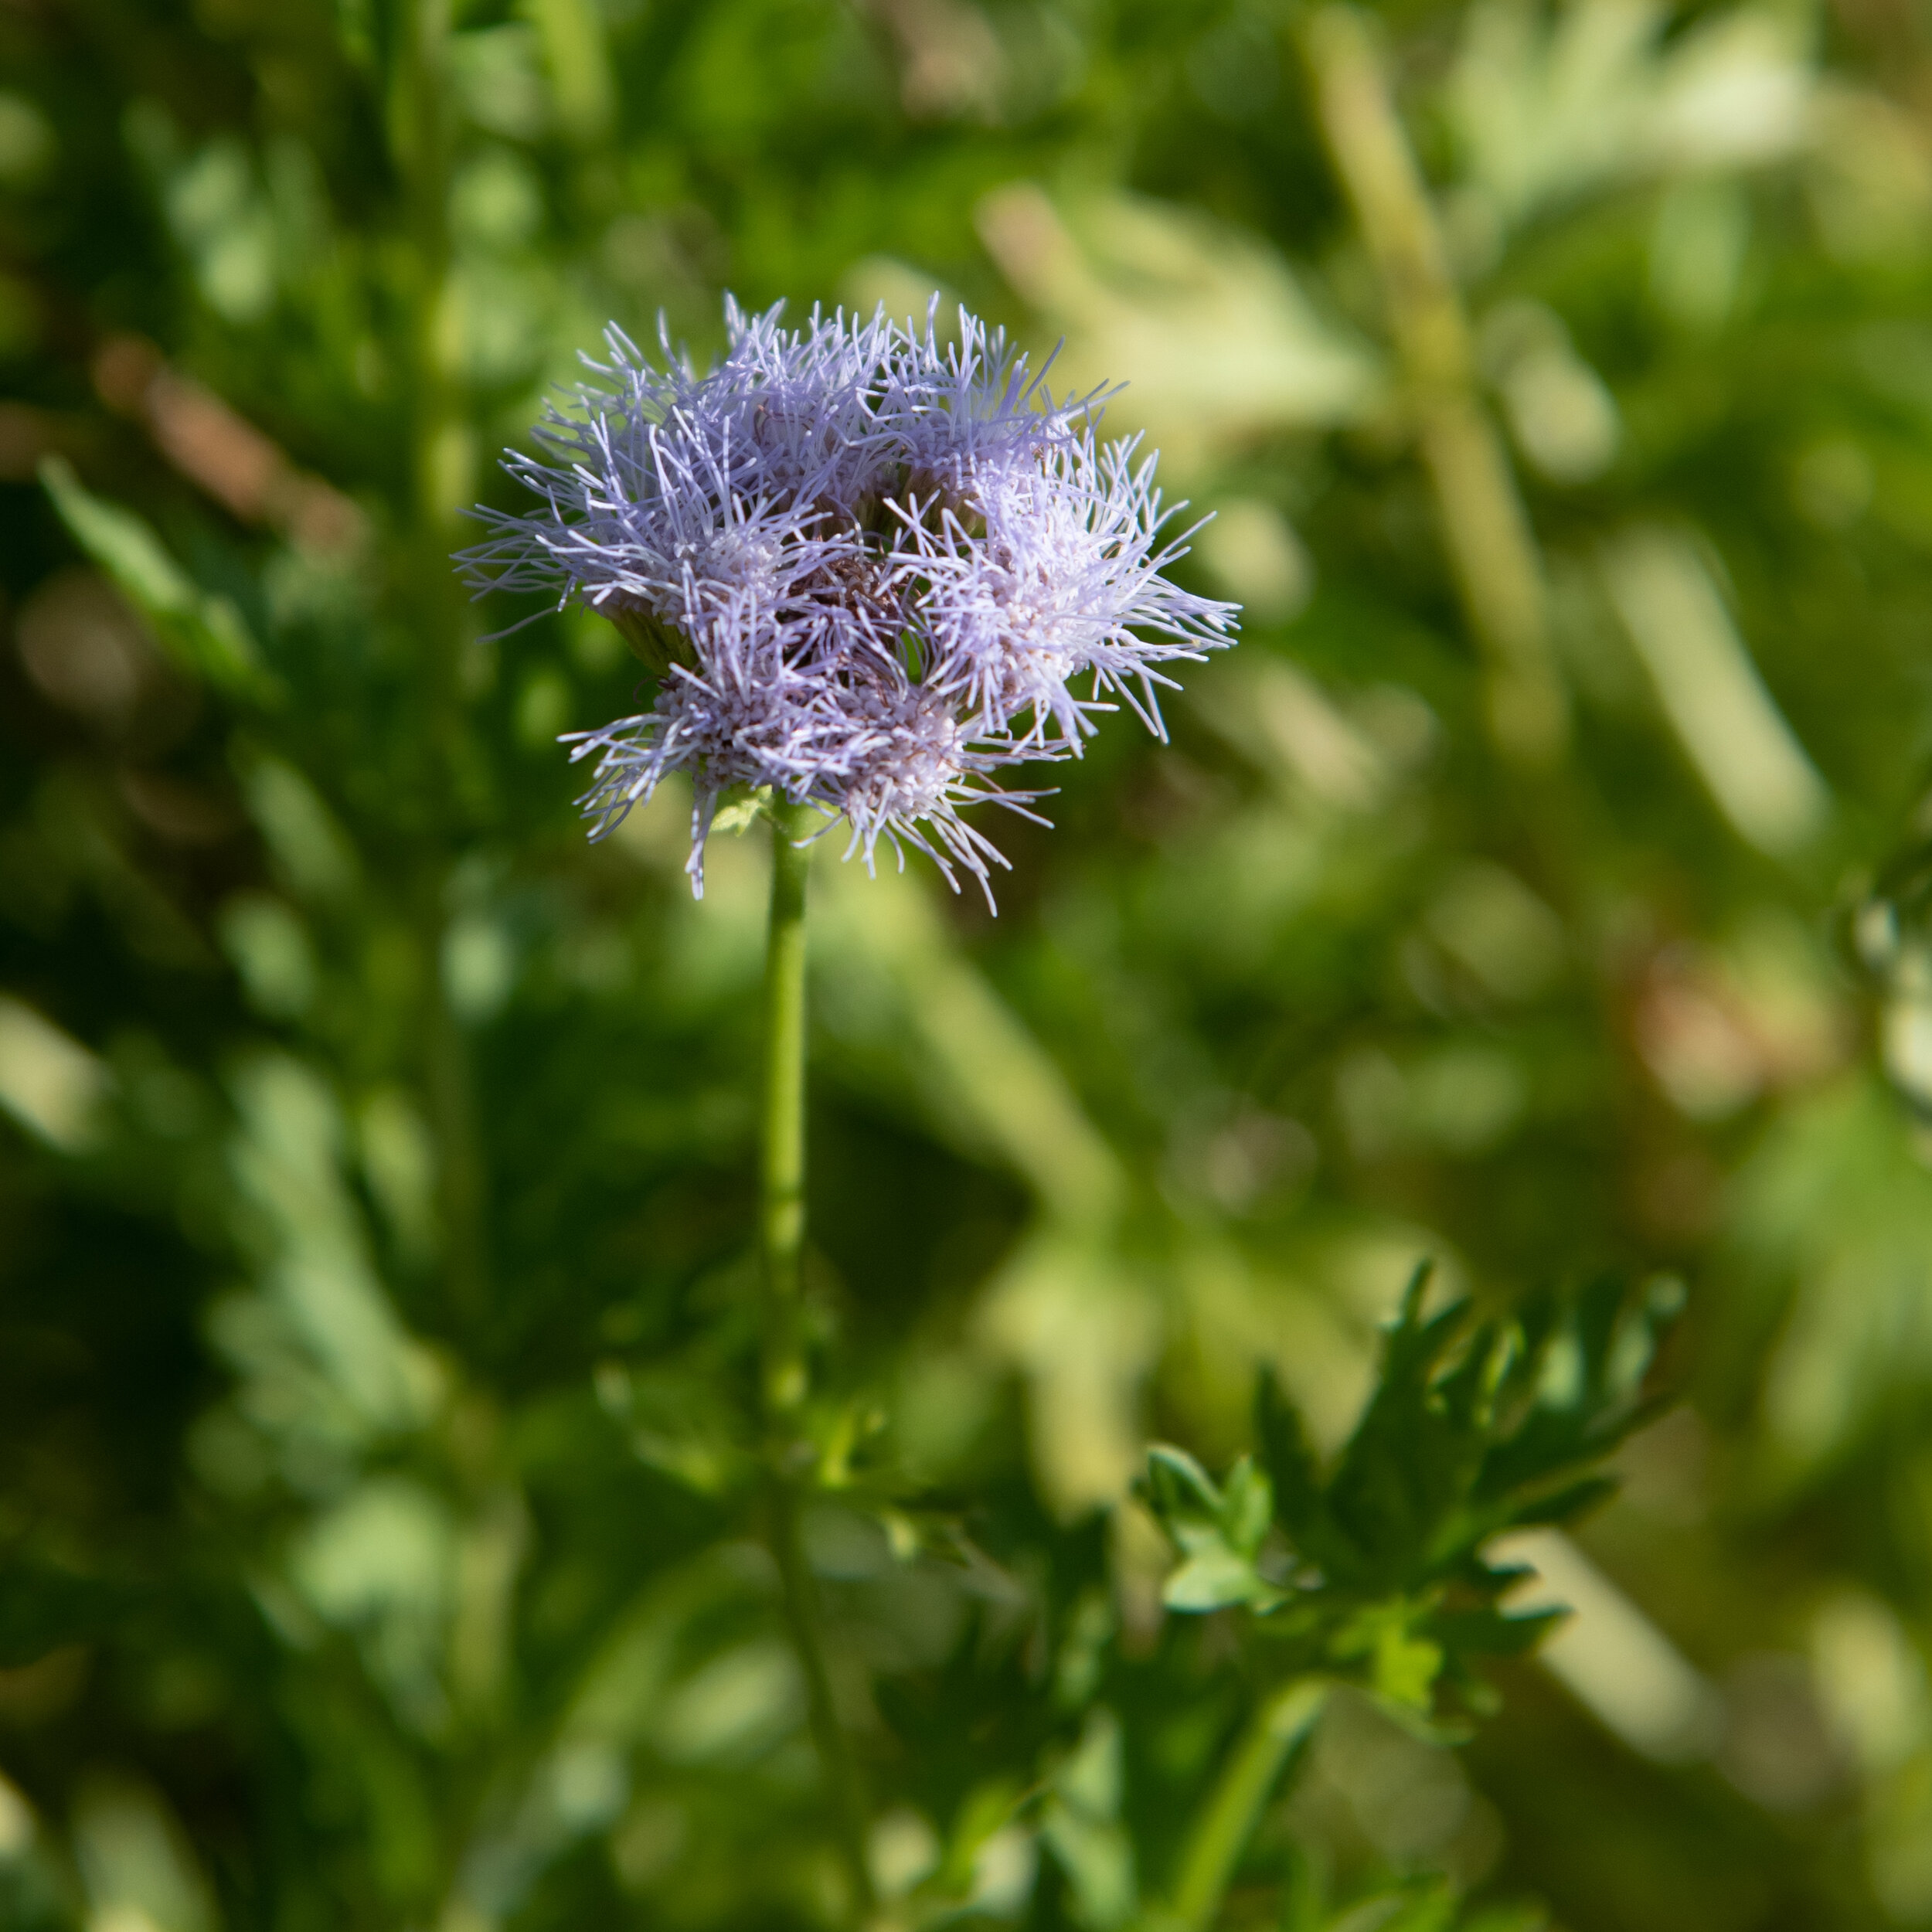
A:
[461, 296, 1237, 903]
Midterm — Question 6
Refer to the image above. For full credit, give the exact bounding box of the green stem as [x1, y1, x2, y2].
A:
[770, 1475, 877, 1923]
[1302, 5, 1566, 770]
[759, 798, 813, 1417]
[1169, 1679, 1328, 1932]
[755, 800, 876, 1923]
[394, 0, 488, 1319]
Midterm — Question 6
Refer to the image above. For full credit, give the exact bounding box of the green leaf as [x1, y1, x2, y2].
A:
[1428, 1605, 1564, 1658]
[1055, 1705, 1124, 1821]
[1220, 1454, 1273, 1557]
[1153, 1276, 1675, 1735]
[1372, 1625, 1444, 1710]
[1254, 1366, 1323, 1543]
[934, 1778, 1026, 1897]
[709, 787, 770, 836]
[1502, 1473, 1619, 1530]
[1140, 1443, 1226, 1539]
[39, 455, 279, 703]
[1042, 1800, 1137, 1930]
[1045, 1712, 1138, 1924]
[1145, 1444, 1284, 1607]
[1162, 1545, 1274, 1613]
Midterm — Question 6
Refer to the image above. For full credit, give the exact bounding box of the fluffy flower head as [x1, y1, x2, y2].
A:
[461, 297, 1237, 901]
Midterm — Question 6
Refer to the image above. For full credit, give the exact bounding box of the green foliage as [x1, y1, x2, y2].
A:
[38, 457, 275, 704]
[1142, 1270, 1674, 1722]
[8, 2, 1932, 1930]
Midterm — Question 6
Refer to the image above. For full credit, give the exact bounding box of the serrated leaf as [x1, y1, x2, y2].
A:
[1322, 1291, 1481, 1587]
[1158, 1275, 1675, 1737]
[1142, 1443, 1224, 1530]
[1162, 1544, 1271, 1612]
[1435, 1320, 1505, 1432]
[1429, 1606, 1563, 1658]
[1255, 1367, 1322, 1541]
[1220, 1454, 1273, 1556]
[1502, 1473, 1618, 1530]
[1372, 1622, 1444, 1709]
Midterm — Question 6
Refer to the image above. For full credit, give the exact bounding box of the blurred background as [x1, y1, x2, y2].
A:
[5, 0, 1932, 1927]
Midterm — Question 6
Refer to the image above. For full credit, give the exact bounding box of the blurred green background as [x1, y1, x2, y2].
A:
[6, 0, 1932, 1927]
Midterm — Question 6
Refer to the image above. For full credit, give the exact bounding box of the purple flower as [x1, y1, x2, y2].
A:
[461, 297, 1237, 902]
